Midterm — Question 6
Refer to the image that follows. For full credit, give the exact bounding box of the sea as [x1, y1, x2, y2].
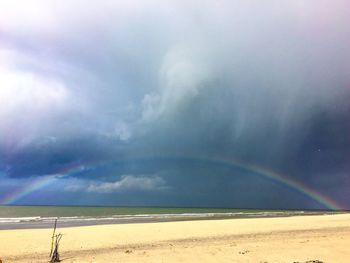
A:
[0, 205, 337, 229]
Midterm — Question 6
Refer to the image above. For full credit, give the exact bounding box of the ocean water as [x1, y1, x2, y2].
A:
[0, 205, 334, 229]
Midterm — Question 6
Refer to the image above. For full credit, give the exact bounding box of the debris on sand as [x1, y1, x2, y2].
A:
[294, 260, 324, 263]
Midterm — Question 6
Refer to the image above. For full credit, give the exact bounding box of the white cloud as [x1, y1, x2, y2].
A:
[66, 175, 168, 193]
[0, 69, 72, 150]
[0, 0, 58, 34]
[142, 45, 212, 122]
[0, 70, 69, 113]
[64, 183, 84, 193]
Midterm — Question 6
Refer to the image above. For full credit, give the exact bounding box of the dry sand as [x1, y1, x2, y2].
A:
[1, 213, 350, 263]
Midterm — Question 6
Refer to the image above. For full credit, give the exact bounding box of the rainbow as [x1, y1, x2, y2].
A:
[0, 161, 101, 205]
[176, 155, 345, 210]
[142, 155, 344, 210]
[0, 156, 345, 210]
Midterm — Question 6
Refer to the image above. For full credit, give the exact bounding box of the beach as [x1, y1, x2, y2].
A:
[0, 213, 349, 263]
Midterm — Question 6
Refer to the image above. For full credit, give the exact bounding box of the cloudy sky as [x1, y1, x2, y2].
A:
[0, 0, 349, 209]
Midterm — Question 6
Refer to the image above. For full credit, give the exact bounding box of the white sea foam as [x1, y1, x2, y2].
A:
[0, 216, 41, 223]
[0, 211, 314, 226]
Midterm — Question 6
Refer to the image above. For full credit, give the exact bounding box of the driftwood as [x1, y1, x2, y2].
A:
[49, 218, 63, 263]
[49, 218, 58, 258]
[50, 233, 63, 262]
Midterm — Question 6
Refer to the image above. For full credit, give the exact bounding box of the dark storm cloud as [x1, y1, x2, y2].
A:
[1, 1, 350, 208]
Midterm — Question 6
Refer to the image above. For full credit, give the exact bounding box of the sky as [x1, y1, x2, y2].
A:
[0, 0, 350, 209]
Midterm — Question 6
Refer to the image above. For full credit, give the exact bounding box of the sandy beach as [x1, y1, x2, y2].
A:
[0, 213, 349, 263]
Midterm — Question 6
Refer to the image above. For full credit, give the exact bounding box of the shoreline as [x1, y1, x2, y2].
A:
[0, 210, 342, 230]
[1, 213, 350, 262]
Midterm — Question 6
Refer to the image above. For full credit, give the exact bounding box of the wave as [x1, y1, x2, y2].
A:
[0, 211, 314, 225]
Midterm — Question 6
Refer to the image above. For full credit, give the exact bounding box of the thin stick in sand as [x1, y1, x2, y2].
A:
[49, 218, 58, 258]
